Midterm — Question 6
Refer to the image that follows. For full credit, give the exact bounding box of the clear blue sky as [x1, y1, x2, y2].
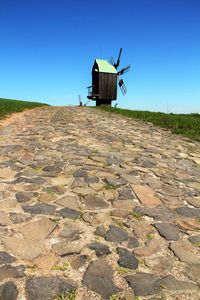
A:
[0, 0, 199, 113]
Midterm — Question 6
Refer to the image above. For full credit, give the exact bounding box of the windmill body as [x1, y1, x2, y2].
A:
[87, 48, 130, 106]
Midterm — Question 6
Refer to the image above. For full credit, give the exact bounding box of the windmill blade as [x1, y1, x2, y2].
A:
[114, 48, 122, 69]
[118, 77, 127, 95]
[110, 56, 115, 66]
[117, 64, 131, 76]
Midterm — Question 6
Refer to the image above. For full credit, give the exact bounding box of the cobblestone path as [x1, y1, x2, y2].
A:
[0, 106, 200, 300]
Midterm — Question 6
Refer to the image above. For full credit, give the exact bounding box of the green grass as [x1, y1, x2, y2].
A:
[0, 98, 49, 120]
[93, 106, 200, 141]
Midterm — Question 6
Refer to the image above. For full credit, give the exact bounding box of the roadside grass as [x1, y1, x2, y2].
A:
[93, 106, 200, 141]
[0, 98, 49, 120]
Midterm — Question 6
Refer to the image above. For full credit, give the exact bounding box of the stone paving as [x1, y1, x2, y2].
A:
[0, 106, 200, 300]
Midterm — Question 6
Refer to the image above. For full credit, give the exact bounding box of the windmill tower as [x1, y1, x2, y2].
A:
[87, 48, 130, 106]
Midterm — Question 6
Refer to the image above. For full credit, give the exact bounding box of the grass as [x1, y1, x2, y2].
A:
[93, 106, 200, 141]
[0, 98, 49, 120]
[54, 291, 76, 300]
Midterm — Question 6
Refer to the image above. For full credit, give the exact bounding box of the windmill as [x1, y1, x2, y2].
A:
[87, 48, 130, 106]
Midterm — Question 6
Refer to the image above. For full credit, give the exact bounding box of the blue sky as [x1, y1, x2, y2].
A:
[0, 0, 199, 113]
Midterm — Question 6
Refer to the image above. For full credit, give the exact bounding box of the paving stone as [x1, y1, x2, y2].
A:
[69, 255, 88, 270]
[0, 281, 18, 300]
[94, 225, 107, 237]
[84, 176, 99, 184]
[0, 168, 16, 179]
[186, 264, 200, 284]
[3, 237, 45, 260]
[175, 206, 200, 218]
[82, 260, 121, 299]
[110, 208, 131, 218]
[175, 218, 200, 231]
[59, 224, 81, 241]
[105, 225, 129, 243]
[22, 203, 56, 215]
[134, 239, 164, 257]
[134, 205, 178, 221]
[56, 195, 79, 210]
[126, 220, 154, 242]
[42, 165, 60, 172]
[118, 187, 135, 200]
[0, 251, 16, 265]
[18, 217, 57, 241]
[0, 264, 25, 280]
[0, 211, 10, 226]
[0, 198, 18, 210]
[112, 200, 136, 210]
[25, 276, 77, 300]
[15, 191, 38, 203]
[82, 195, 109, 210]
[131, 185, 161, 207]
[128, 236, 139, 248]
[117, 247, 138, 270]
[170, 240, 200, 264]
[154, 222, 180, 240]
[145, 255, 173, 274]
[52, 241, 83, 256]
[125, 272, 161, 296]
[161, 275, 199, 292]
[186, 197, 200, 208]
[73, 169, 88, 177]
[59, 207, 81, 219]
[105, 177, 127, 188]
[189, 235, 200, 244]
[88, 243, 111, 257]
[9, 212, 32, 224]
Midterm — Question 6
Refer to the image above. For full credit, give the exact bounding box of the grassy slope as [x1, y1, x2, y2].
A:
[0, 98, 49, 120]
[94, 106, 200, 141]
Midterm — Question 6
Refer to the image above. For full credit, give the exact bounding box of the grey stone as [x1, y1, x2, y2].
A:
[94, 225, 107, 238]
[161, 275, 198, 292]
[117, 247, 138, 270]
[105, 225, 129, 243]
[73, 169, 88, 177]
[186, 264, 200, 284]
[105, 177, 127, 188]
[25, 276, 77, 300]
[9, 212, 32, 224]
[59, 207, 81, 219]
[52, 242, 83, 256]
[134, 205, 178, 221]
[15, 191, 38, 203]
[26, 177, 45, 184]
[69, 255, 88, 270]
[22, 203, 56, 215]
[118, 187, 134, 200]
[0, 281, 18, 300]
[84, 176, 99, 184]
[175, 207, 200, 218]
[154, 223, 180, 240]
[88, 243, 111, 257]
[125, 272, 161, 296]
[0, 264, 25, 281]
[59, 224, 81, 241]
[82, 260, 121, 299]
[128, 236, 139, 248]
[83, 195, 109, 210]
[42, 165, 60, 172]
[189, 235, 200, 244]
[0, 251, 16, 265]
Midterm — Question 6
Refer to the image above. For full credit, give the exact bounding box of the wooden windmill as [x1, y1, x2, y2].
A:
[87, 48, 130, 106]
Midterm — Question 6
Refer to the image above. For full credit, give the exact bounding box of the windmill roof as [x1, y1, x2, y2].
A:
[95, 59, 117, 74]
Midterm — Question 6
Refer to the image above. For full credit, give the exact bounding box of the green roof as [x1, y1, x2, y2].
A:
[95, 59, 117, 74]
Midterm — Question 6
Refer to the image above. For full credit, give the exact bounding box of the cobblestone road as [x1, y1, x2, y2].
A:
[0, 106, 200, 299]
